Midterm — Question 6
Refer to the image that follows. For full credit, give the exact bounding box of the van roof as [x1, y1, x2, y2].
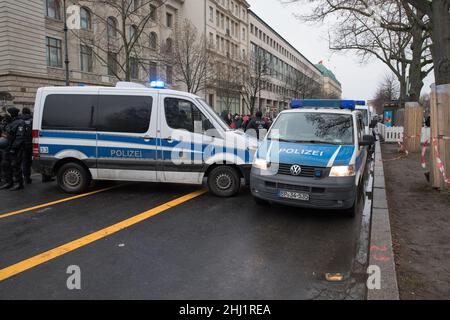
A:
[37, 86, 202, 99]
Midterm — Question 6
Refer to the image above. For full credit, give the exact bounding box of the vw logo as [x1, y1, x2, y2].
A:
[290, 165, 302, 176]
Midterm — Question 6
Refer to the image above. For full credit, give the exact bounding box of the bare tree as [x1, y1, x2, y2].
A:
[72, 0, 168, 81]
[282, 0, 433, 103]
[241, 47, 271, 115]
[289, 69, 323, 99]
[402, 0, 449, 85]
[213, 56, 244, 114]
[165, 20, 214, 94]
[372, 73, 400, 113]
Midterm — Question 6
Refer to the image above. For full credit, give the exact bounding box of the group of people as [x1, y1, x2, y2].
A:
[221, 110, 272, 139]
[0, 107, 33, 191]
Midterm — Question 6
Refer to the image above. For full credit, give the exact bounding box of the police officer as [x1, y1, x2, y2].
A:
[0, 112, 12, 187]
[245, 111, 268, 140]
[0, 107, 26, 191]
[20, 108, 33, 184]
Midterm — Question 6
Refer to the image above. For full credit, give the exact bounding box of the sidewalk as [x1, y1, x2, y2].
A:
[381, 143, 450, 299]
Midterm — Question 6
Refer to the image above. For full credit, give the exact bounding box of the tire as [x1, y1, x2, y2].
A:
[253, 196, 269, 206]
[57, 162, 91, 194]
[207, 166, 241, 197]
[345, 184, 362, 218]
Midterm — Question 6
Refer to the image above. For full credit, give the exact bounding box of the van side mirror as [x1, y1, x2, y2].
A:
[360, 135, 375, 146]
[369, 119, 378, 128]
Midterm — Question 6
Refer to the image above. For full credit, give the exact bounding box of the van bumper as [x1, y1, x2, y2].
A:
[250, 168, 357, 210]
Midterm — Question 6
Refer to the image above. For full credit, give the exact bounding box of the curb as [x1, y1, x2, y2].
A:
[367, 138, 400, 300]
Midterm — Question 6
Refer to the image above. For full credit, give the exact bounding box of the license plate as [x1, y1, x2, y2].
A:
[278, 190, 310, 201]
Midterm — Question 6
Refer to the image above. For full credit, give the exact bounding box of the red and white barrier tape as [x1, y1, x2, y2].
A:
[421, 138, 450, 184]
[432, 139, 450, 184]
[421, 139, 429, 169]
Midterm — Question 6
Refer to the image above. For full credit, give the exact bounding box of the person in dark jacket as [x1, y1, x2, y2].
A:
[231, 114, 243, 130]
[245, 111, 268, 140]
[0, 107, 26, 191]
[0, 112, 12, 187]
[21, 108, 33, 184]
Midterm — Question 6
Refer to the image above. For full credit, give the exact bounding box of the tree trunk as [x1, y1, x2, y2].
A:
[408, 23, 425, 101]
[431, 0, 450, 85]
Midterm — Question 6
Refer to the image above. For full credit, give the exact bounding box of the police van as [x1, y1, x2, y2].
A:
[250, 99, 375, 216]
[32, 82, 258, 197]
[355, 103, 371, 135]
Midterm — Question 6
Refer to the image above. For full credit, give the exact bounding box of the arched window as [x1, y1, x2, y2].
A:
[129, 25, 138, 41]
[165, 38, 173, 53]
[149, 32, 158, 50]
[46, 0, 61, 20]
[107, 17, 117, 38]
[80, 7, 92, 30]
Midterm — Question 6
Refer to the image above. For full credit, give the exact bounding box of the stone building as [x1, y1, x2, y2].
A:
[0, 0, 342, 115]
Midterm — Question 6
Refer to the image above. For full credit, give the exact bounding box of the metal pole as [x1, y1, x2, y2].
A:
[63, 0, 70, 86]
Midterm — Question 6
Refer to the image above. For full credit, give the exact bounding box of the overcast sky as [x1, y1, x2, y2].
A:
[247, 0, 434, 101]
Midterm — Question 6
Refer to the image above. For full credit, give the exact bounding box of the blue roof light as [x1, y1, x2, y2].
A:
[149, 80, 165, 89]
[290, 99, 365, 110]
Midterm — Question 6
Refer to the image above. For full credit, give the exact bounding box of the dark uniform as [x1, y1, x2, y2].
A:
[245, 111, 269, 140]
[0, 107, 26, 191]
[0, 114, 12, 187]
[20, 108, 33, 184]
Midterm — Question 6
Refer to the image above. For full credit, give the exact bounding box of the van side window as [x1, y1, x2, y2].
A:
[164, 98, 213, 133]
[97, 95, 152, 133]
[42, 94, 97, 131]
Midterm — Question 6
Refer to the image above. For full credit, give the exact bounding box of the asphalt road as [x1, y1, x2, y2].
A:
[0, 168, 372, 300]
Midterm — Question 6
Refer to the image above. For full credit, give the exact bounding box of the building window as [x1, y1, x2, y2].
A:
[129, 25, 138, 42]
[149, 62, 157, 80]
[107, 52, 118, 76]
[107, 17, 117, 39]
[166, 65, 173, 84]
[80, 45, 93, 72]
[46, 0, 61, 20]
[166, 13, 173, 28]
[165, 38, 173, 53]
[209, 6, 214, 22]
[149, 32, 158, 50]
[46, 37, 62, 68]
[130, 57, 139, 79]
[80, 7, 91, 30]
[150, 5, 157, 20]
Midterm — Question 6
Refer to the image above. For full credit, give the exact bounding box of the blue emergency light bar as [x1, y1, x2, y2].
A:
[149, 80, 166, 89]
[290, 99, 366, 110]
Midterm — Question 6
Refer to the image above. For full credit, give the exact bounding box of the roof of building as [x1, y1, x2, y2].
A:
[315, 63, 341, 87]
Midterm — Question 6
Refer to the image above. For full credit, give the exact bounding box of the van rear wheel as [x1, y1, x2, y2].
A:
[207, 166, 240, 197]
[57, 162, 91, 194]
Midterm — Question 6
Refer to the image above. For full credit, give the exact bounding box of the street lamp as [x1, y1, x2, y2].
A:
[63, 0, 70, 86]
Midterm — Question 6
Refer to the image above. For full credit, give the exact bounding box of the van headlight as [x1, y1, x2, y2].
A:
[329, 165, 355, 177]
[253, 158, 270, 170]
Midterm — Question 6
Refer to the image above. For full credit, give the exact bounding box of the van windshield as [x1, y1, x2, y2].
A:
[196, 98, 231, 131]
[268, 112, 354, 145]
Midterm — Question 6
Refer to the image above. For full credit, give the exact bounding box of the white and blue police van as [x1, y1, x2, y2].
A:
[355, 102, 371, 135]
[250, 99, 375, 216]
[32, 82, 258, 197]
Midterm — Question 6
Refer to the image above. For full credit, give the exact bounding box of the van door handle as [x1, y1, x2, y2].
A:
[143, 135, 152, 142]
[167, 136, 174, 143]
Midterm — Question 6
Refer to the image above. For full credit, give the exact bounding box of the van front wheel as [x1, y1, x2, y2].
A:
[207, 166, 240, 197]
[57, 162, 91, 194]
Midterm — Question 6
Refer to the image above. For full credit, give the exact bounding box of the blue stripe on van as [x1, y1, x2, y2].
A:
[40, 131, 97, 140]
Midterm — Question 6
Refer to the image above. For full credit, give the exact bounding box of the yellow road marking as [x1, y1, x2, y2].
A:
[0, 189, 207, 282]
[0, 185, 123, 219]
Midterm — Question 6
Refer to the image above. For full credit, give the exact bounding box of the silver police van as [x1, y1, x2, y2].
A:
[250, 99, 375, 216]
[32, 82, 257, 196]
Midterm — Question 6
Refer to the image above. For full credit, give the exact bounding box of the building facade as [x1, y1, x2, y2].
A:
[0, 0, 342, 115]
